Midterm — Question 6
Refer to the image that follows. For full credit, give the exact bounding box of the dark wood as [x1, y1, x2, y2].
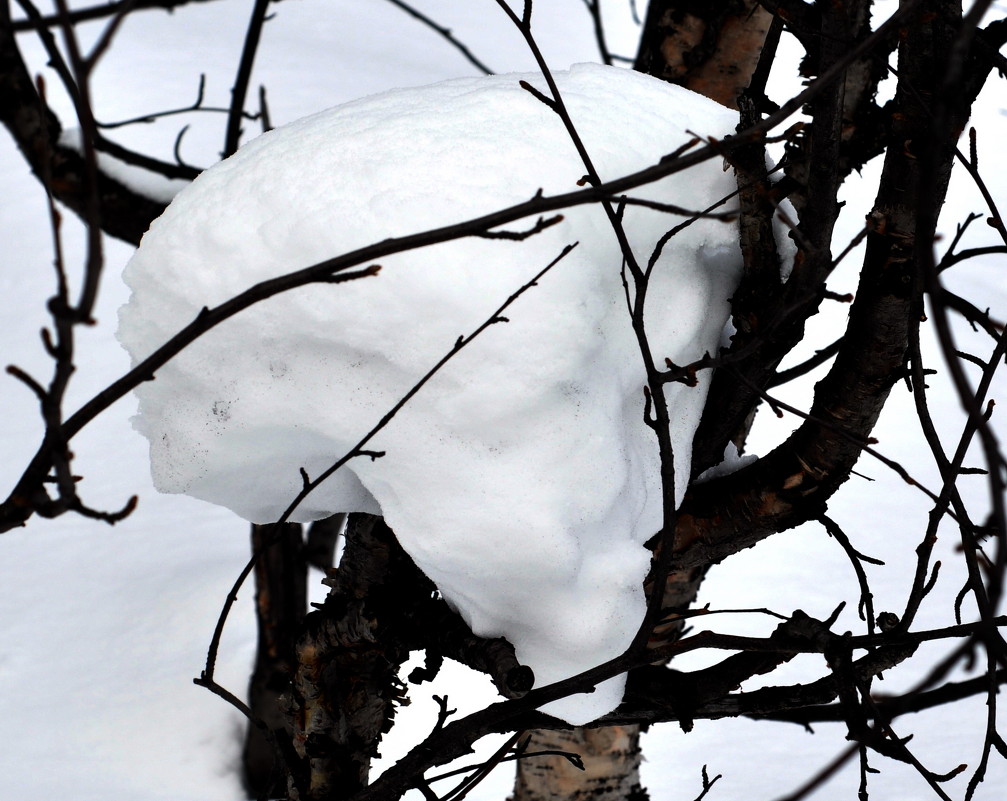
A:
[0, 2, 168, 246]
[634, 0, 775, 109]
[243, 522, 307, 799]
[675, 0, 971, 571]
[304, 514, 345, 572]
[287, 514, 419, 798]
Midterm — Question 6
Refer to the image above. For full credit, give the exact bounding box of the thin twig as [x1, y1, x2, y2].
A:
[819, 515, 880, 633]
[382, 0, 494, 74]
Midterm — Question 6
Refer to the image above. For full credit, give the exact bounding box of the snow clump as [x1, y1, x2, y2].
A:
[118, 63, 741, 724]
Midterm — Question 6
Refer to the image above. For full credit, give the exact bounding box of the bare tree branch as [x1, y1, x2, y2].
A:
[382, 0, 495, 75]
[0, 0, 169, 243]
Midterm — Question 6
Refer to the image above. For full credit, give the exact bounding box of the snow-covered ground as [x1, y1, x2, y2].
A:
[2, 1, 1007, 798]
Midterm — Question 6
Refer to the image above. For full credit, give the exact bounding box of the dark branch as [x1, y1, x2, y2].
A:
[382, 0, 494, 75]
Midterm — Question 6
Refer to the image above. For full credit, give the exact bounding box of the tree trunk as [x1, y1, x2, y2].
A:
[243, 522, 307, 799]
[634, 0, 774, 109]
[512, 568, 704, 801]
[514, 727, 647, 801]
[280, 509, 534, 799]
[304, 513, 346, 572]
[287, 514, 422, 799]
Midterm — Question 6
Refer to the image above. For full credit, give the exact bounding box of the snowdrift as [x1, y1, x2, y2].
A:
[118, 64, 741, 723]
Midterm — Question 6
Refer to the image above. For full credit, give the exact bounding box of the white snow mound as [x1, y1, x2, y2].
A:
[118, 63, 741, 724]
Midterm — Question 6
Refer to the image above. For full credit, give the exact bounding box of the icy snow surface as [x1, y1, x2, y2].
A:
[118, 63, 740, 724]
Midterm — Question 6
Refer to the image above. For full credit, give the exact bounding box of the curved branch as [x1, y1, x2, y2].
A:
[382, 0, 494, 75]
[0, 2, 170, 243]
[10, 0, 222, 31]
[673, 2, 997, 572]
[355, 613, 1007, 801]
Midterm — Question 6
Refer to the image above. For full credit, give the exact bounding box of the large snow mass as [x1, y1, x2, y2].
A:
[118, 63, 740, 724]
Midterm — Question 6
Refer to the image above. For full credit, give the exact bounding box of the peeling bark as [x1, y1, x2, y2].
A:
[634, 0, 774, 109]
[288, 514, 415, 799]
[514, 727, 647, 801]
[286, 514, 531, 799]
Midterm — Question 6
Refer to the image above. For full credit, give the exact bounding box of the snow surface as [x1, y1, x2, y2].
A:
[5, 0, 1007, 797]
[117, 63, 741, 724]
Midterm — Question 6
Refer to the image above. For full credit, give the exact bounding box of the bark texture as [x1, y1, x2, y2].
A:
[634, 0, 774, 108]
[674, 0, 969, 573]
[692, 0, 875, 474]
[286, 513, 531, 799]
[288, 514, 416, 799]
[514, 727, 647, 801]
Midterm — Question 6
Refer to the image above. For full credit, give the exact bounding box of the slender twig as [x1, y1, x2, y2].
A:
[382, 0, 494, 74]
[857, 695, 955, 801]
[819, 515, 880, 633]
[616, 195, 737, 220]
[887, 20, 1007, 635]
[579, 0, 613, 65]
[6, 0, 140, 522]
[96, 73, 260, 130]
[726, 368, 954, 514]
[691, 765, 722, 801]
[772, 744, 860, 801]
[82, 0, 137, 69]
[50, 0, 105, 318]
[494, 0, 697, 658]
[257, 84, 272, 132]
[438, 731, 524, 801]
[354, 615, 1007, 801]
[92, 131, 201, 180]
[894, 17, 1007, 790]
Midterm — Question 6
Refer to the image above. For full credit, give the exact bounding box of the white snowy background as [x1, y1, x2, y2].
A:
[2, 1, 1007, 799]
